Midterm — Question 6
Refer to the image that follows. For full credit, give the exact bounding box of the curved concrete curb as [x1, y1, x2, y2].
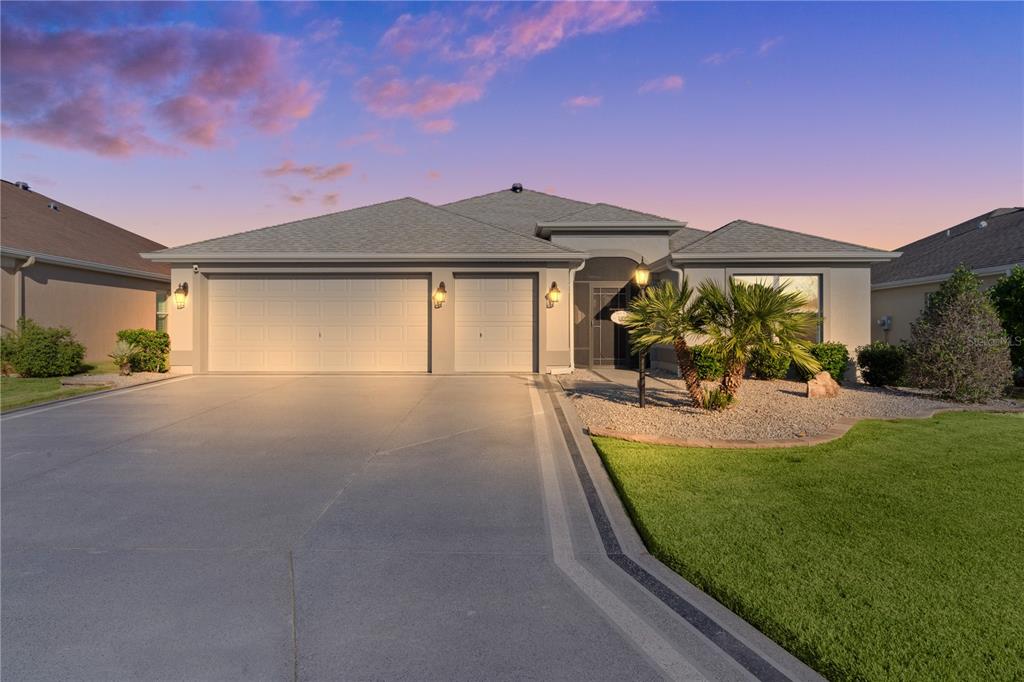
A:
[587, 405, 1024, 449]
[1, 374, 193, 418]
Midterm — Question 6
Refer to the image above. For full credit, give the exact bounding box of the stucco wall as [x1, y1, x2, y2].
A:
[167, 264, 574, 374]
[1, 257, 18, 333]
[5, 260, 168, 361]
[871, 273, 1003, 344]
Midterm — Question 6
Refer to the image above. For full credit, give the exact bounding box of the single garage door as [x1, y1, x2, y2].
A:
[454, 276, 535, 372]
[207, 276, 428, 372]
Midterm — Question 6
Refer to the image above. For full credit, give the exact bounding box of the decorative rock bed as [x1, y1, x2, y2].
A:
[560, 370, 1020, 445]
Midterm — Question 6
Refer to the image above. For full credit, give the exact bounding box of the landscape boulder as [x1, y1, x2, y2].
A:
[806, 371, 840, 398]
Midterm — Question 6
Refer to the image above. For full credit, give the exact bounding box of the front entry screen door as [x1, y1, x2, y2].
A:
[591, 286, 632, 367]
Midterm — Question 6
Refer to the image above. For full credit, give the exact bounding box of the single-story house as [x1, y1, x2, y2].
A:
[1, 180, 171, 361]
[143, 185, 898, 375]
[871, 207, 1023, 344]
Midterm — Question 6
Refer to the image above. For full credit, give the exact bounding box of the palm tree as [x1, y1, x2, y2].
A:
[697, 279, 821, 399]
[622, 279, 706, 406]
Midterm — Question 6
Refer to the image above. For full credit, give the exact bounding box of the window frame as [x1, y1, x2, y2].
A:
[729, 273, 823, 342]
[156, 291, 169, 333]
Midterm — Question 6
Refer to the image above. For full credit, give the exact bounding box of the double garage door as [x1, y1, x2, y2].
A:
[207, 275, 534, 373]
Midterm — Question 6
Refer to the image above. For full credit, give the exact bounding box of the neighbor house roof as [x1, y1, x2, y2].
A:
[0, 180, 170, 279]
[871, 207, 1024, 287]
[673, 219, 897, 262]
[145, 197, 583, 262]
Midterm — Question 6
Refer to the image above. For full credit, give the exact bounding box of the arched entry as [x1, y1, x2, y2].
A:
[573, 257, 639, 369]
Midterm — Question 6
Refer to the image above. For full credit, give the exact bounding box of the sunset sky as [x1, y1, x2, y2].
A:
[1, 1, 1021, 250]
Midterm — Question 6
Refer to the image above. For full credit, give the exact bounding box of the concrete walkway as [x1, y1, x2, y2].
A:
[1, 375, 819, 681]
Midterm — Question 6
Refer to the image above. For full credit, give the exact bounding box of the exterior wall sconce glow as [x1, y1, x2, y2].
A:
[173, 282, 189, 309]
[432, 281, 447, 308]
[545, 282, 561, 308]
[633, 258, 651, 289]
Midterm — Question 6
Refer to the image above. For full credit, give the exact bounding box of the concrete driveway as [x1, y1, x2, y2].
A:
[2, 375, 810, 681]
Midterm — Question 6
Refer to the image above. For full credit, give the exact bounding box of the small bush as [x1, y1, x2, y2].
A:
[0, 319, 85, 377]
[856, 342, 907, 387]
[691, 345, 723, 380]
[906, 266, 1011, 402]
[109, 341, 140, 375]
[700, 387, 734, 411]
[799, 342, 850, 383]
[749, 347, 791, 380]
[116, 328, 170, 372]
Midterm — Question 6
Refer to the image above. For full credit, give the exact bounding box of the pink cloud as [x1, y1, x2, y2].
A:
[503, 1, 649, 59]
[418, 118, 455, 134]
[565, 95, 602, 109]
[702, 48, 743, 65]
[380, 12, 456, 58]
[355, 71, 483, 119]
[758, 36, 784, 55]
[322, 192, 340, 206]
[264, 160, 354, 182]
[426, 170, 442, 181]
[308, 17, 343, 44]
[638, 75, 684, 94]
[341, 130, 381, 147]
[0, 21, 322, 156]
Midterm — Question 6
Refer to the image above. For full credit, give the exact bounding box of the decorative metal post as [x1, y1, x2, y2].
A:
[638, 350, 647, 408]
[633, 258, 651, 408]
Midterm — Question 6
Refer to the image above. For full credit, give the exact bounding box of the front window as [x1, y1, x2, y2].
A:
[732, 274, 822, 341]
[156, 292, 168, 332]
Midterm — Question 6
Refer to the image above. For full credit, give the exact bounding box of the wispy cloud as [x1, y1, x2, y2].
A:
[0, 21, 322, 156]
[357, 3, 650, 132]
[264, 160, 353, 182]
[758, 36, 784, 55]
[638, 74, 684, 94]
[418, 118, 455, 134]
[426, 170, 442, 181]
[702, 48, 743, 65]
[565, 95, 602, 109]
[322, 192, 339, 206]
[307, 17, 342, 44]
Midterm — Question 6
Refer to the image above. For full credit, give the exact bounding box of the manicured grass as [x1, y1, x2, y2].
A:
[79, 361, 120, 375]
[0, 376, 108, 412]
[594, 412, 1024, 681]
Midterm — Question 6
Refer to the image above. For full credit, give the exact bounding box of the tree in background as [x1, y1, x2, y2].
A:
[988, 265, 1024, 377]
[906, 266, 1012, 402]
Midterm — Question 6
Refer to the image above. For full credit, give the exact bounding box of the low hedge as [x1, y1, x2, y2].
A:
[749, 347, 791, 380]
[0, 319, 85, 377]
[800, 341, 850, 383]
[116, 328, 170, 372]
[856, 342, 907, 387]
[691, 345, 723, 380]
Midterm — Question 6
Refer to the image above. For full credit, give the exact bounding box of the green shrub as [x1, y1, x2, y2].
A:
[988, 265, 1024, 372]
[116, 328, 170, 372]
[700, 387, 734, 411]
[799, 342, 850, 383]
[0, 319, 85, 377]
[906, 266, 1011, 402]
[748, 347, 791, 380]
[691, 345, 723, 380]
[108, 341, 140, 374]
[856, 342, 907, 387]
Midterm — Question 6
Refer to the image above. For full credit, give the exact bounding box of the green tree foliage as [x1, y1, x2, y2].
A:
[988, 265, 1024, 372]
[116, 329, 170, 372]
[0, 319, 85, 377]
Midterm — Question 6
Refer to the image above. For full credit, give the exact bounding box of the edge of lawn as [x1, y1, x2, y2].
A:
[591, 411, 1024, 680]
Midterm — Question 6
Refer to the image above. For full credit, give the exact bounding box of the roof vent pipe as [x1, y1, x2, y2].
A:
[48, 202, 60, 211]
[511, 183, 523, 193]
[14, 181, 30, 191]
[979, 220, 987, 229]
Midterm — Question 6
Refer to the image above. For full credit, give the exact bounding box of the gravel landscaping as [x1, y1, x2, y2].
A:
[61, 370, 186, 390]
[560, 369, 1018, 442]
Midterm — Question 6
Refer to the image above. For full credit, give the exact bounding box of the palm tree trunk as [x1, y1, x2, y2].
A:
[721, 361, 746, 397]
[673, 339, 705, 406]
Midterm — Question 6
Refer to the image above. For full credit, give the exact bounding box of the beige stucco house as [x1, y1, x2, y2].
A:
[1, 180, 171, 361]
[871, 207, 1023, 344]
[142, 185, 897, 375]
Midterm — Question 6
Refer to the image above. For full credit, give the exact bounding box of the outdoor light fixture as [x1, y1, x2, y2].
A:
[634, 258, 651, 289]
[432, 281, 447, 308]
[173, 282, 189, 309]
[545, 282, 561, 308]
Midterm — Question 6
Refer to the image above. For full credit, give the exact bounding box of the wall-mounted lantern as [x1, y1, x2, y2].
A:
[432, 281, 447, 309]
[545, 282, 561, 308]
[173, 282, 189, 309]
[633, 258, 651, 289]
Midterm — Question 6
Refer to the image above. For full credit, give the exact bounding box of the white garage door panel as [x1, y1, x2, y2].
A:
[454, 277, 535, 372]
[208, 276, 428, 372]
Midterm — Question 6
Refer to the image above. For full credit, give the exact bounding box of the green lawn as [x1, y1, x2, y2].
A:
[594, 412, 1024, 681]
[0, 376, 108, 412]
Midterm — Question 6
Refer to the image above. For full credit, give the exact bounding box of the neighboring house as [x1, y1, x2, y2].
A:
[871, 207, 1024, 344]
[143, 185, 897, 375]
[1, 180, 171, 361]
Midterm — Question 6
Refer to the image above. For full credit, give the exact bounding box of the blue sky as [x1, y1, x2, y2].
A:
[2, 1, 1021, 249]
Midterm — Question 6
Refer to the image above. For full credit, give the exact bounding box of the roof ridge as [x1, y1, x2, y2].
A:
[896, 207, 1024, 251]
[673, 220, 739, 252]
[431, 200, 581, 254]
[731, 219, 885, 251]
[441, 186, 594, 209]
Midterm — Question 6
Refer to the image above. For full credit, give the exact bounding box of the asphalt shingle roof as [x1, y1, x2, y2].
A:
[543, 203, 680, 224]
[872, 208, 1024, 284]
[668, 226, 711, 251]
[0, 180, 169, 277]
[441, 189, 592, 236]
[677, 219, 889, 255]
[150, 197, 579, 257]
